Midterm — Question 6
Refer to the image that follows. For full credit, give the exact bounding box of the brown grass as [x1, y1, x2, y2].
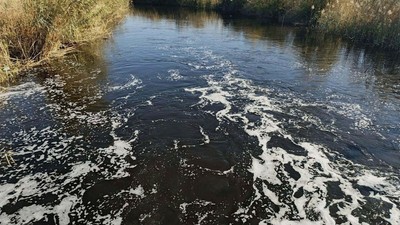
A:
[0, 0, 129, 83]
[318, 0, 400, 50]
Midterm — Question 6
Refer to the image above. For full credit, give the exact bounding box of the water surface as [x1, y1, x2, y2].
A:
[0, 6, 399, 225]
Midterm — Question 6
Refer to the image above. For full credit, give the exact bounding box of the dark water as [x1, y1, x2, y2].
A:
[0, 6, 399, 225]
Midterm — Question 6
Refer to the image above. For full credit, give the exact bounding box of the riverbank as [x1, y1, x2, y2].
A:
[0, 0, 129, 83]
[133, 0, 400, 51]
[1, 0, 399, 82]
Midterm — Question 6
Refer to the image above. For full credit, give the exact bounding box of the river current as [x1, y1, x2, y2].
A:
[0, 6, 399, 225]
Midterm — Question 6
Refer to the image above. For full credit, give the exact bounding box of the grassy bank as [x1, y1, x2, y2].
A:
[318, 0, 400, 50]
[133, 0, 400, 51]
[1, 0, 398, 83]
[0, 0, 129, 82]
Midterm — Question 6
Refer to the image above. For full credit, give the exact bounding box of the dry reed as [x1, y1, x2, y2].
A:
[318, 0, 400, 50]
[0, 0, 129, 82]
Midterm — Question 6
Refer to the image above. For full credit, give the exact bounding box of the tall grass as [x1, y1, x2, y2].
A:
[318, 0, 400, 50]
[226, 0, 400, 49]
[0, 0, 129, 82]
[134, 0, 327, 23]
[239, 0, 326, 24]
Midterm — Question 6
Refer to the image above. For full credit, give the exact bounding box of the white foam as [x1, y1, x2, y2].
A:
[1, 192, 79, 225]
[16, 205, 48, 224]
[249, 155, 281, 185]
[261, 219, 324, 225]
[0, 66, 142, 224]
[69, 162, 93, 178]
[100, 214, 123, 225]
[186, 86, 233, 121]
[168, 69, 183, 81]
[356, 173, 387, 188]
[129, 185, 145, 198]
[180, 202, 189, 214]
[199, 126, 210, 144]
[261, 183, 280, 206]
[100, 114, 138, 179]
[108, 139, 132, 156]
[387, 198, 400, 224]
[0, 82, 45, 101]
[109, 74, 143, 91]
[328, 102, 374, 130]
[104, 116, 136, 158]
[186, 57, 400, 224]
[139, 213, 151, 222]
[54, 195, 78, 225]
[173, 140, 180, 150]
[180, 199, 215, 216]
[110, 217, 123, 225]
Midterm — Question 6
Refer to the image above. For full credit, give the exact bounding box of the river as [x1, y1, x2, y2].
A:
[0, 6, 399, 225]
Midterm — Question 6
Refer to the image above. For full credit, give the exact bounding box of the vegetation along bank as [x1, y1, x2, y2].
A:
[1, 0, 399, 82]
[134, 0, 400, 51]
[0, 0, 129, 82]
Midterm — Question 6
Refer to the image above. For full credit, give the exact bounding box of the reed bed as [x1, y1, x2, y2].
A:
[318, 0, 400, 50]
[0, 0, 129, 82]
[223, 0, 326, 23]
[228, 0, 400, 49]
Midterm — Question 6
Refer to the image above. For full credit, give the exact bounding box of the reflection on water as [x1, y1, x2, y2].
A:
[132, 6, 221, 29]
[30, 42, 112, 144]
[0, 5, 399, 225]
[223, 18, 343, 75]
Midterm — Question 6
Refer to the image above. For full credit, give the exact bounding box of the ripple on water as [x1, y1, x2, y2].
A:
[1, 14, 400, 225]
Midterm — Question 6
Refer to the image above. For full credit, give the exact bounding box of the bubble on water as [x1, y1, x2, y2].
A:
[199, 126, 210, 144]
[108, 74, 143, 91]
[185, 55, 400, 224]
[168, 69, 184, 81]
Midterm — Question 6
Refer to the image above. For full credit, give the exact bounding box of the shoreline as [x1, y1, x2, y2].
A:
[1, 0, 399, 83]
[133, 0, 400, 52]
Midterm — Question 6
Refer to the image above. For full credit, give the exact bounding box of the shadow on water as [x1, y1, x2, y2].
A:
[0, 40, 113, 178]
[223, 15, 400, 82]
[35, 42, 113, 144]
